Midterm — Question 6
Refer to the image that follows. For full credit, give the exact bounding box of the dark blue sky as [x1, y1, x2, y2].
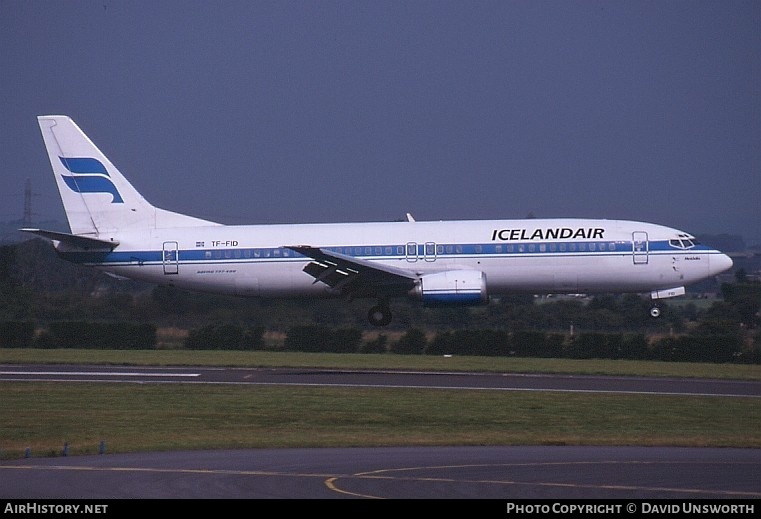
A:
[2, 1, 759, 244]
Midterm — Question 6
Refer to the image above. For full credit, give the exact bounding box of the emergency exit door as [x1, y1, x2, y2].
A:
[163, 241, 179, 274]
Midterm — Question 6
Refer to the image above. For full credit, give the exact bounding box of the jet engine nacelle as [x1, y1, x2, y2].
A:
[411, 270, 488, 306]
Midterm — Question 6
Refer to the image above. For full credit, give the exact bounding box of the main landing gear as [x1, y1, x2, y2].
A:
[368, 301, 392, 327]
[650, 305, 661, 318]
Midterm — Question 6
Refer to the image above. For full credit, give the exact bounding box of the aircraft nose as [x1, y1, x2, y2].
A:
[710, 253, 733, 276]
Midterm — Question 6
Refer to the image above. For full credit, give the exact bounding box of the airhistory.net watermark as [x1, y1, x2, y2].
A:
[3, 503, 108, 514]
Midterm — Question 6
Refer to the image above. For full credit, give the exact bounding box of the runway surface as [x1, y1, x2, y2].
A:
[1, 364, 760, 397]
[2, 446, 760, 499]
[1, 364, 759, 499]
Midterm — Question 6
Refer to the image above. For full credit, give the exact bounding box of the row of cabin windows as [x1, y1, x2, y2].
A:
[201, 241, 624, 260]
[492, 242, 620, 253]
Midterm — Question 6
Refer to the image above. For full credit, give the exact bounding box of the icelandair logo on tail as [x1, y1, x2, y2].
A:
[59, 157, 123, 203]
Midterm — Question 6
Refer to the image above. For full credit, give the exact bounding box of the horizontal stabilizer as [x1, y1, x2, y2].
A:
[20, 228, 119, 250]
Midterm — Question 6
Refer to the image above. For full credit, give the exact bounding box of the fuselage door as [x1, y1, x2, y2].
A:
[632, 232, 648, 265]
[406, 242, 418, 262]
[163, 241, 179, 275]
[424, 242, 437, 262]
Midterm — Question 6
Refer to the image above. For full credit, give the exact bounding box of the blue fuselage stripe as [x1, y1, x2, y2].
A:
[57, 240, 716, 267]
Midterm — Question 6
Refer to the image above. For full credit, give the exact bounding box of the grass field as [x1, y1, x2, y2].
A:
[0, 350, 759, 459]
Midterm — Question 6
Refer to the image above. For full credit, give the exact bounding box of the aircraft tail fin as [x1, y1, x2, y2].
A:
[37, 115, 219, 238]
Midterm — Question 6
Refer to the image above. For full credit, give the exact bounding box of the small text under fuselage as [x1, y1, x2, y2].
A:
[491, 228, 605, 241]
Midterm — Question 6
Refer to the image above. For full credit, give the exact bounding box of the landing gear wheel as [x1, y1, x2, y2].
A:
[368, 305, 392, 327]
[650, 306, 661, 318]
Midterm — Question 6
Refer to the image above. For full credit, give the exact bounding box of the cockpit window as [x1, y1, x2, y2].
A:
[669, 236, 696, 249]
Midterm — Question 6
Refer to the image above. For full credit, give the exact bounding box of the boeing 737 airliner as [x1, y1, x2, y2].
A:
[23, 116, 733, 326]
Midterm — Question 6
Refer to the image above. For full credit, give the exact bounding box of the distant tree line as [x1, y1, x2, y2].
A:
[1, 321, 758, 364]
[0, 321, 156, 350]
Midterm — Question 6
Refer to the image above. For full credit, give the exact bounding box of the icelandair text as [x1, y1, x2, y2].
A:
[491, 228, 605, 241]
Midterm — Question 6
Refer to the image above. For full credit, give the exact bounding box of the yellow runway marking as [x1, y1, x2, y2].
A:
[333, 461, 761, 499]
[3, 460, 759, 499]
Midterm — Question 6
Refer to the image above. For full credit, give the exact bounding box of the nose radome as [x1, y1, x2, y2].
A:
[710, 253, 733, 276]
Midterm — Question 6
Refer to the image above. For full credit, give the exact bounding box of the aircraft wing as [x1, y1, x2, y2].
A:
[286, 245, 418, 299]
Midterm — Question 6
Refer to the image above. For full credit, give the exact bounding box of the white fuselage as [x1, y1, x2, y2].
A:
[57, 217, 732, 301]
